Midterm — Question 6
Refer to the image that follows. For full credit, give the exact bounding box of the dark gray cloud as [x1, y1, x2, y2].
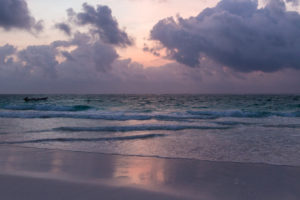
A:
[69, 3, 132, 47]
[143, 44, 161, 56]
[57, 33, 119, 72]
[0, 0, 43, 31]
[150, 0, 300, 72]
[55, 23, 71, 36]
[18, 45, 59, 78]
[0, 44, 16, 64]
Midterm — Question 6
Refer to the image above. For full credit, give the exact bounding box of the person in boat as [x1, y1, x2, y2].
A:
[24, 97, 48, 102]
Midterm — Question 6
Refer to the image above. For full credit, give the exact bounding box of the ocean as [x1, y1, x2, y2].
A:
[0, 94, 300, 166]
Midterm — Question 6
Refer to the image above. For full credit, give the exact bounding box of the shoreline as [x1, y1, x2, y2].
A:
[1, 145, 300, 200]
[9, 144, 300, 168]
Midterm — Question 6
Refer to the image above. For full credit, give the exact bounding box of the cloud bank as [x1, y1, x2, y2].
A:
[1, 44, 300, 94]
[150, 0, 300, 72]
[0, 0, 43, 31]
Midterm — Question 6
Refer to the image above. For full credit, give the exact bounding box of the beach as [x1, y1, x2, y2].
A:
[1, 145, 300, 200]
[1, 0, 300, 198]
[1, 95, 300, 199]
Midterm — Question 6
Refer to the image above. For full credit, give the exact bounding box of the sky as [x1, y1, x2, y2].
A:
[0, 0, 300, 94]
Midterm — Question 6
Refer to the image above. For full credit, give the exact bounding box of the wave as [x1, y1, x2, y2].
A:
[52, 125, 231, 132]
[0, 133, 165, 144]
[213, 121, 255, 126]
[187, 110, 300, 118]
[263, 124, 300, 128]
[0, 110, 299, 121]
[3, 104, 93, 112]
[0, 111, 216, 121]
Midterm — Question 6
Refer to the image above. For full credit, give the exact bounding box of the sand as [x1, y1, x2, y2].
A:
[0, 145, 300, 200]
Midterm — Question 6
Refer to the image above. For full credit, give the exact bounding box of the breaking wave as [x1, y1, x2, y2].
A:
[0, 111, 215, 121]
[212, 121, 255, 126]
[263, 124, 300, 128]
[187, 110, 300, 118]
[0, 110, 299, 121]
[0, 133, 166, 144]
[53, 125, 231, 132]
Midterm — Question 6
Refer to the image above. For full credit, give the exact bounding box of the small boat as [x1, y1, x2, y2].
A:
[24, 97, 48, 102]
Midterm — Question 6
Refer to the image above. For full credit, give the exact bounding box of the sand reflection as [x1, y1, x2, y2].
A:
[113, 156, 166, 186]
[0, 145, 169, 188]
[50, 151, 64, 174]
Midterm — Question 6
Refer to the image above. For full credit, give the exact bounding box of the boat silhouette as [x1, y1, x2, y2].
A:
[24, 97, 48, 102]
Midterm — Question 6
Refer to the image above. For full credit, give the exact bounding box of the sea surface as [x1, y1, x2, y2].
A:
[0, 94, 300, 166]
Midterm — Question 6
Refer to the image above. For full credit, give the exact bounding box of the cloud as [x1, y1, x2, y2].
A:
[57, 32, 119, 72]
[0, 31, 119, 81]
[143, 43, 161, 56]
[55, 23, 71, 36]
[0, 0, 43, 31]
[68, 3, 133, 47]
[18, 45, 59, 78]
[0, 44, 16, 64]
[150, 0, 300, 72]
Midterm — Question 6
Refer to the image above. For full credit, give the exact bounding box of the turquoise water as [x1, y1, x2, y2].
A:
[0, 94, 300, 166]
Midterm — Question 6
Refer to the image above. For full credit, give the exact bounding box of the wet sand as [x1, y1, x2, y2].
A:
[0, 145, 300, 200]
